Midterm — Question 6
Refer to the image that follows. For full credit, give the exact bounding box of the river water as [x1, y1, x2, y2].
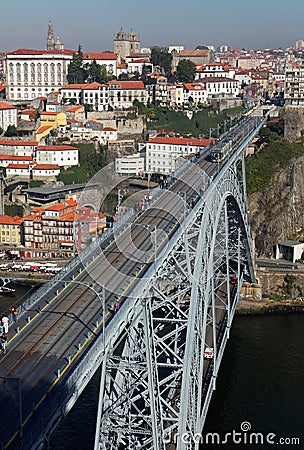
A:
[50, 313, 304, 449]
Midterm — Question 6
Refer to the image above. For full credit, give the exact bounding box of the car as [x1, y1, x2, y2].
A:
[204, 347, 214, 359]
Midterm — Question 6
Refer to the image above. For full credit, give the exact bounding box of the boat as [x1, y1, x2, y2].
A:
[0, 286, 16, 295]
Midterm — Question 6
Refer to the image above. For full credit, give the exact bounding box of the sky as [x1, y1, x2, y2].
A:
[1, 0, 304, 52]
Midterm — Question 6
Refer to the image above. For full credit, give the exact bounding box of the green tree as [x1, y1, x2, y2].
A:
[280, 274, 296, 297]
[85, 59, 102, 83]
[67, 45, 86, 84]
[4, 124, 18, 137]
[150, 48, 173, 77]
[176, 59, 197, 83]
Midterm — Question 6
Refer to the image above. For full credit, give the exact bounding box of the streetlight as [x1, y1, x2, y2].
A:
[129, 222, 158, 270]
[0, 376, 23, 445]
[59, 280, 106, 350]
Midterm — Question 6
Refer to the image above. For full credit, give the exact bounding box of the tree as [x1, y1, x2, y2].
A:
[150, 48, 173, 77]
[176, 59, 197, 83]
[4, 125, 18, 137]
[280, 274, 296, 297]
[196, 45, 209, 50]
[85, 59, 103, 83]
[67, 45, 86, 84]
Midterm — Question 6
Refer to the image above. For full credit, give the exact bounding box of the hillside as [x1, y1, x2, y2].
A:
[246, 120, 304, 256]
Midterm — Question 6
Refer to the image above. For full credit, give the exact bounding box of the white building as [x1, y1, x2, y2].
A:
[6, 163, 31, 177]
[35, 145, 79, 167]
[107, 80, 147, 109]
[184, 83, 207, 106]
[0, 102, 17, 130]
[115, 153, 145, 176]
[32, 164, 60, 179]
[101, 127, 118, 143]
[82, 52, 118, 76]
[5, 48, 74, 101]
[195, 63, 235, 80]
[145, 136, 214, 174]
[198, 77, 240, 98]
[61, 82, 109, 111]
[0, 140, 37, 156]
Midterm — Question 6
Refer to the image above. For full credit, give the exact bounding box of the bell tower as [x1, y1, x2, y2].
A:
[47, 21, 55, 50]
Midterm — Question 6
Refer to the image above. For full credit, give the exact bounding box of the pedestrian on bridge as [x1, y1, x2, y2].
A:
[1, 335, 7, 354]
[1, 315, 8, 334]
[10, 306, 18, 322]
[114, 301, 120, 313]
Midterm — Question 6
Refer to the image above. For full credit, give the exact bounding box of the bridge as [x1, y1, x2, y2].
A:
[0, 110, 267, 450]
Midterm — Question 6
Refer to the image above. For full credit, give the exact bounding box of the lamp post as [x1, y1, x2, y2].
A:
[0, 376, 23, 444]
[60, 280, 106, 350]
[130, 222, 158, 270]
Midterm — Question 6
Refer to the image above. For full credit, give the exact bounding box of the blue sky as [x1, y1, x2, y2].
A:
[1, 0, 303, 52]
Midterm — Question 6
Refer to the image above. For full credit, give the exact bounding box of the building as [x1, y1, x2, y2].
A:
[275, 240, 304, 263]
[198, 77, 240, 99]
[0, 215, 23, 246]
[23, 199, 106, 257]
[35, 144, 79, 167]
[0, 140, 37, 156]
[61, 82, 109, 111]
[107, 80, 147, 109]
[114, 28, 140, 62]
[284, 62, 304, 105]
[183, 83, 207, 106]
[0, 102, 17, 131]
[144, 136, 214, 174]
[115, 153, 145, 176]
[195, 63, 235, 80]
[171, 49, 215, 71]
[82, 52, 118, 76]
[5, 48, 74, 101]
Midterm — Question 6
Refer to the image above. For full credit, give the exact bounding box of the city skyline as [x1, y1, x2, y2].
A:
[1, 0, 304, 53]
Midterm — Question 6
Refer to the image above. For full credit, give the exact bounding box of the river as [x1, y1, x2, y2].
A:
[50, 314, 304, 449]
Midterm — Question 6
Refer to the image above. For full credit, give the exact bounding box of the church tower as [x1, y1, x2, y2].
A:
[114, 27, 140, 61]
[47, 21, 55, 50]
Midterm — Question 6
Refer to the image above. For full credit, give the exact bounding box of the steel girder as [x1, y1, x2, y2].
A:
[95, 160, 255, 450]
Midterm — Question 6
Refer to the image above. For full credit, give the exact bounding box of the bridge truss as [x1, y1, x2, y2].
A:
[95, 151, 257, 449]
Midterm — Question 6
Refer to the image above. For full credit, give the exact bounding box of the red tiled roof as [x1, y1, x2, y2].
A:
[7, 48, 75, 56]
[6, 164, 29, 169]
[66, 105, 85, 112]
[40, 111, 61, 115]
[0, 102, 16, 110]
[0, 155, 32, 161]
[61, 82, 103, 90]
[82, 52, 117, 60]
[0, 215, 23, 225]
[0, 140, 37, 146]
[37, 145, 78, 151]
[148, 137, 214, 147]
[107, 80, 145, 89]
[184, 83, 206, 91]
[33, 164, 60, 170]
[36, 125, 53, 134]
[102, 127, 117, 131]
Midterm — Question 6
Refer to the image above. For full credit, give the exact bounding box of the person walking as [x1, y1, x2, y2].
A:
[10, 306, 18, 322]
[1, 315, 8, 334]
[1, 335, 7, 354]
[113, 301, 120, 313]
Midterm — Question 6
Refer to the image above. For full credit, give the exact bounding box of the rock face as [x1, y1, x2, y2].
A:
[283, 105, 304, 142]
[248, 155, 304, 256]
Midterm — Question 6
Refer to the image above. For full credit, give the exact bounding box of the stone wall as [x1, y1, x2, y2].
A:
[283, 105, 304, 142]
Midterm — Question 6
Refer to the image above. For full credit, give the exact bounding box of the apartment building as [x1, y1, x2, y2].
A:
[35, 145, 79, 167]
[0, 102, 17, 131]
[5, 48, 74, 101]
[115, 153, 145, 176]
[61, 82, 109, 111]
[0, 215, 23, 246]
[145, 136, 214, 174]
[23, 200, 106, 257]
[107, 80, 147, 109]
[284, 62, 304, 105]
[0, 140, 37, 156]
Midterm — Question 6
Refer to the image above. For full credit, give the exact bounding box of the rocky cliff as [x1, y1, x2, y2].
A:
[248, 155, 304, 256]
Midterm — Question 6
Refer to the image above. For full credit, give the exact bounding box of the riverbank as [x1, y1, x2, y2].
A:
[236, 297, 304, 315]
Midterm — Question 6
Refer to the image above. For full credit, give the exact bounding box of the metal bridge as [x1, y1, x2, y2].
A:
[0, 110, 267, 450]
